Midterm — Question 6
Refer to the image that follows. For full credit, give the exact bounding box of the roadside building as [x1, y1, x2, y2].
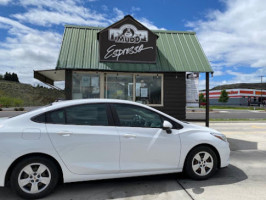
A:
[203, 89, 266, 106]
[34, 15, 212, 123]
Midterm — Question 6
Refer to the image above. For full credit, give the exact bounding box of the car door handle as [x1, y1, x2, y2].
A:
[123, 134, 136, 139]
[57, 131, 72, 137]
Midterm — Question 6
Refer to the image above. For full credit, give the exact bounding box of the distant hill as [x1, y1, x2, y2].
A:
[211, 83, 266, 90]
[0, 80, 65, 106]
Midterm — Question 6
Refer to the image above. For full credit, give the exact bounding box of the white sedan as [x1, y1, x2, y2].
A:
[0, 99, 230, 199]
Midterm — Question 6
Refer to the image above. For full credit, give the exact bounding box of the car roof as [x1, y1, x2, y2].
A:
[17, 99, 160, 117]
[50, 99, 145, 108]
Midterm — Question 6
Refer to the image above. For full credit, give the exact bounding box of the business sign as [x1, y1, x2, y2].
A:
[98, 15, 158, 63]
[186, 72, 199, 107]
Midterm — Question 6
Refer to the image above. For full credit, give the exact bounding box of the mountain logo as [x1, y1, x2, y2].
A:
[108, 24, 148, 44]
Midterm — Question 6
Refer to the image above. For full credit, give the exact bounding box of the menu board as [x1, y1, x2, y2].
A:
[186, 72, 199, 107]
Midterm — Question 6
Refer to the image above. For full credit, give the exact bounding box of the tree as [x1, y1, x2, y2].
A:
[4, 72, 19, 82]
[4, 72, 11, 81]
[219, 89, 229, 103]
[199, 93, 206, 103]
[0, 74, 3, 80]
[11, 73, 19, 82]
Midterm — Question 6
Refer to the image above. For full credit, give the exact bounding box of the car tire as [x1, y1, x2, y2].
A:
[185, 146, 218, 180]
[10, 156, 59, 199]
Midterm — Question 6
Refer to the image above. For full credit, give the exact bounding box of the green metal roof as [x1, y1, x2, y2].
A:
[56, 25, 213, 72]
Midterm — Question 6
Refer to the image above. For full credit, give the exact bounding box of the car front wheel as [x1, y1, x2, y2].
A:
[10, 156, 59, 199]
[185, 146, 218, 180]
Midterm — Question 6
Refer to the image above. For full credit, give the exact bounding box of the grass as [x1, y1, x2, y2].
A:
[0, 96, 24, 107]
[0, 80, 65, 106]
[209, 105, 265, 110]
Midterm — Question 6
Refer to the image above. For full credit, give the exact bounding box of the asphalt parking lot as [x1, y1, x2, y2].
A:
[0, 121, 265, 200]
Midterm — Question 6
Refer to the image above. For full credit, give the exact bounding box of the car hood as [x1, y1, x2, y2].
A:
[182, 122, 220, 134]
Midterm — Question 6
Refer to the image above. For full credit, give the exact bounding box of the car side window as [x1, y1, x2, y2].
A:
[113, 104, 163, 128]
[31, 113, 46, 123]
[46, 109, 65, 124]
[65, 103, 109, 126]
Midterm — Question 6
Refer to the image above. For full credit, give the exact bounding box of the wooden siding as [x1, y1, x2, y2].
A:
[153, 72, 186, 120]
[65, 69, 72, 100]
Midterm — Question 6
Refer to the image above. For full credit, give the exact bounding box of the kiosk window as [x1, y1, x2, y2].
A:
[135, 75, 162, 105]
[105, 74, 133, 101]
[72, 72, 100, 99]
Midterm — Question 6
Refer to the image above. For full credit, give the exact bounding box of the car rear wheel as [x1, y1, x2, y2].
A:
[185, 146, 218, 180]
[10, 156, 59, 199]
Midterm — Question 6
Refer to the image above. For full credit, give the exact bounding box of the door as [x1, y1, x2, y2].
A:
[46, 103, 120, 175]
[112, 103, 180, 173]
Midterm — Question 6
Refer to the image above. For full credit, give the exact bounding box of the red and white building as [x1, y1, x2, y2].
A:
[203, 89, 266, 106]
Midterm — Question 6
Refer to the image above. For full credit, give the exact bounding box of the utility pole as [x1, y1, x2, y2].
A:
[259, 76, 264, 106]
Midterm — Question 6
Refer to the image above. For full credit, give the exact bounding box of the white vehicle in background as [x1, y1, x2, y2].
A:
[0, 99, 230, 199]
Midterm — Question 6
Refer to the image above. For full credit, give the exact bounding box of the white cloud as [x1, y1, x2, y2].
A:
[111, 7, 125, 22]
[226, 68, 266, 83]
[131, 6, 141, 12]
[0, 0, 11, 5]
[0, 1, 163, 87]
[101, 5, 108, 11]
[0, 16, 61, 85]
[14, 0, 108, 27]
[213, 70, 224, 76]
[187, 0, 266, 69]
[13, 8, 108, 27]
[138, 17, 165, 30]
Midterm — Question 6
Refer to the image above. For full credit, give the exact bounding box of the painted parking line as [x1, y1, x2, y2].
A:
[251, 125, 266, 129]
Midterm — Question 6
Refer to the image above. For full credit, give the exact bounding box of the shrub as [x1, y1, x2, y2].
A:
[0, 96, 13, 107]
[0, 96, 24, 107]
[13, 98, 24, 107]
[19, 107, 24, 111]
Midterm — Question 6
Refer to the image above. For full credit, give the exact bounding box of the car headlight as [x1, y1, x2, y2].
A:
[210, 132, 227, 142]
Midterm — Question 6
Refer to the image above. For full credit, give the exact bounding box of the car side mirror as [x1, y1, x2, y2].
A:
[162, 120, 173, 134]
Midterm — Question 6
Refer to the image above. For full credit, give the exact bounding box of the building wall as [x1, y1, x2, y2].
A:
[65, 70, 186, 120]
[210, 98, 244, 106]
[155, 73, 186, 120]
[208, 88, 266, 106]
[65, 69, 72, 100]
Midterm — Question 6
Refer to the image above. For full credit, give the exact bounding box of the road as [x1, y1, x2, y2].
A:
[186, 108, 266, 120]
[0, 122, 265, 200]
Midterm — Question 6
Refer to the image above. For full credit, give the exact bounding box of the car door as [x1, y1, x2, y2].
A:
[111, 103, 181, 173]
[46, 103, 120, 175]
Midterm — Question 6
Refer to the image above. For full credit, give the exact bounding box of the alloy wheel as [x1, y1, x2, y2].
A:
[18, 163, 51, 194]
[192, 151, 214, 176]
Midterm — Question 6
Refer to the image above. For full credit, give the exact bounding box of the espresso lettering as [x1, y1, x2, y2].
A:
[104, 44, 153, 61]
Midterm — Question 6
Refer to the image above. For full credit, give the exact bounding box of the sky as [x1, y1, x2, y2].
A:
[0, 0, 265, 89]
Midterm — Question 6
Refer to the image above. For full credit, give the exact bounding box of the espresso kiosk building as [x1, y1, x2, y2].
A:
[34, 15, 213, 125]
